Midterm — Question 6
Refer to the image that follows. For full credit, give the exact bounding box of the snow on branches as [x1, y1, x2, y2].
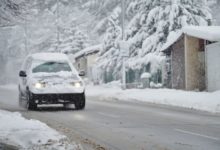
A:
[95, 0, 212, 83]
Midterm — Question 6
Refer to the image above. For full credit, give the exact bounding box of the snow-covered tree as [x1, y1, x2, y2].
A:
[126, 0, 211, 64]
[0, 0, 91, 83]
[57, 27, 89, 54]
[208, 0, 220, 25]
[0, 0, 24, 27]
[0, 0, 214, 84]
[95, 7, 122, 82]
[95, 0, 212, 83]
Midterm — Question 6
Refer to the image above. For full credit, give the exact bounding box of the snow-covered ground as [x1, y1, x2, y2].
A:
[86, 81, 220, 113]
[1, 82, 220, 149]
[0, 109, 80, 150]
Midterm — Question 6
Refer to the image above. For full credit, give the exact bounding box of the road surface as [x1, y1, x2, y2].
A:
[0, 85, 220, 150]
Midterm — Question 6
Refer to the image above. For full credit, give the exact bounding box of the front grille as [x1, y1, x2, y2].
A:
[32, 93, 82, 104]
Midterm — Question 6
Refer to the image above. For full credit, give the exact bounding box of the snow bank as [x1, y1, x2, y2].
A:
[0, 110, 79, 150]
[86, 85, 220, 113]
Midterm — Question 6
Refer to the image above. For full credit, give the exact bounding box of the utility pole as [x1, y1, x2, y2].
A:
[24, 14, 28, 55]
[121, 0, 126, 89]
[121, 0, 125, 40]
[56, 0, 60, 52]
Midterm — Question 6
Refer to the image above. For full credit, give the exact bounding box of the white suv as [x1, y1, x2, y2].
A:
[18, 53, 86, 110]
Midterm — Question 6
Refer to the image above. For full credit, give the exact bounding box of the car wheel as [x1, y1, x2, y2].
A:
[26, 91, 37, 110]
[18, 91, 23, 107]
[18, 87, 23, 107]
[75, 93, 86, 110]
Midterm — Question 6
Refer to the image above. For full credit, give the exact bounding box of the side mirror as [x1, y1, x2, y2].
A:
[79, 70, 85, 77]
[19, 71, 27, 77]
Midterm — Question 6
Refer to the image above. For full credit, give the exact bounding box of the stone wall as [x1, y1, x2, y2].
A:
[171, 35, 185, 89]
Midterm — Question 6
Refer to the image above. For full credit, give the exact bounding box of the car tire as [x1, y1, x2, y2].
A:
[19, 91, 23, 107]
[18, 87, 23, 107]
[75, 93, 86, 110]
[26, 91, 37, 110]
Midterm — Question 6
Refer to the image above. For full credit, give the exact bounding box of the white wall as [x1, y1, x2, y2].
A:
[185, 35, 205, 91]
[206, 42, 220, 92]
[87, 53, 98, 81]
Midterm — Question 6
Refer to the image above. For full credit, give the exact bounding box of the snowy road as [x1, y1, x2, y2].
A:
[0, 86, 220, 150]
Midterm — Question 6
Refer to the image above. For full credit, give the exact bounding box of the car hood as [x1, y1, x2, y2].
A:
[29, 72, 84, 94]
[32, 71, 80, 82]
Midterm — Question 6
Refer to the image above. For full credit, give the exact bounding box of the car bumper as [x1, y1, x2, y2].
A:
[30, 93, 84, 105]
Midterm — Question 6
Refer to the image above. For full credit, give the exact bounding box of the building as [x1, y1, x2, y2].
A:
[162, 26, 220, 92]
[73, 44, 102, 81]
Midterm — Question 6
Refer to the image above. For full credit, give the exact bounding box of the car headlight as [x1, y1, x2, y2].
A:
[33, 82, 46, 89]
[71, 81, 83, 88]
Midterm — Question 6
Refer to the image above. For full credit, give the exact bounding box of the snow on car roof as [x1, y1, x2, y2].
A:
[31, 53, 69, 61]
[183, 26, 220, 41]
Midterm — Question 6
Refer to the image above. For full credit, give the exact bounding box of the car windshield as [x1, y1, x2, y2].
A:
[32, 61, 72, 73]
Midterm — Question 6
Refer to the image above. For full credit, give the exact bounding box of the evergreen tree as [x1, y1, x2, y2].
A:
[0, 0, 24, 27]
[58, 26, 89, 54]
[96, 6, 122, 82]
[96, 0, 212, 83]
